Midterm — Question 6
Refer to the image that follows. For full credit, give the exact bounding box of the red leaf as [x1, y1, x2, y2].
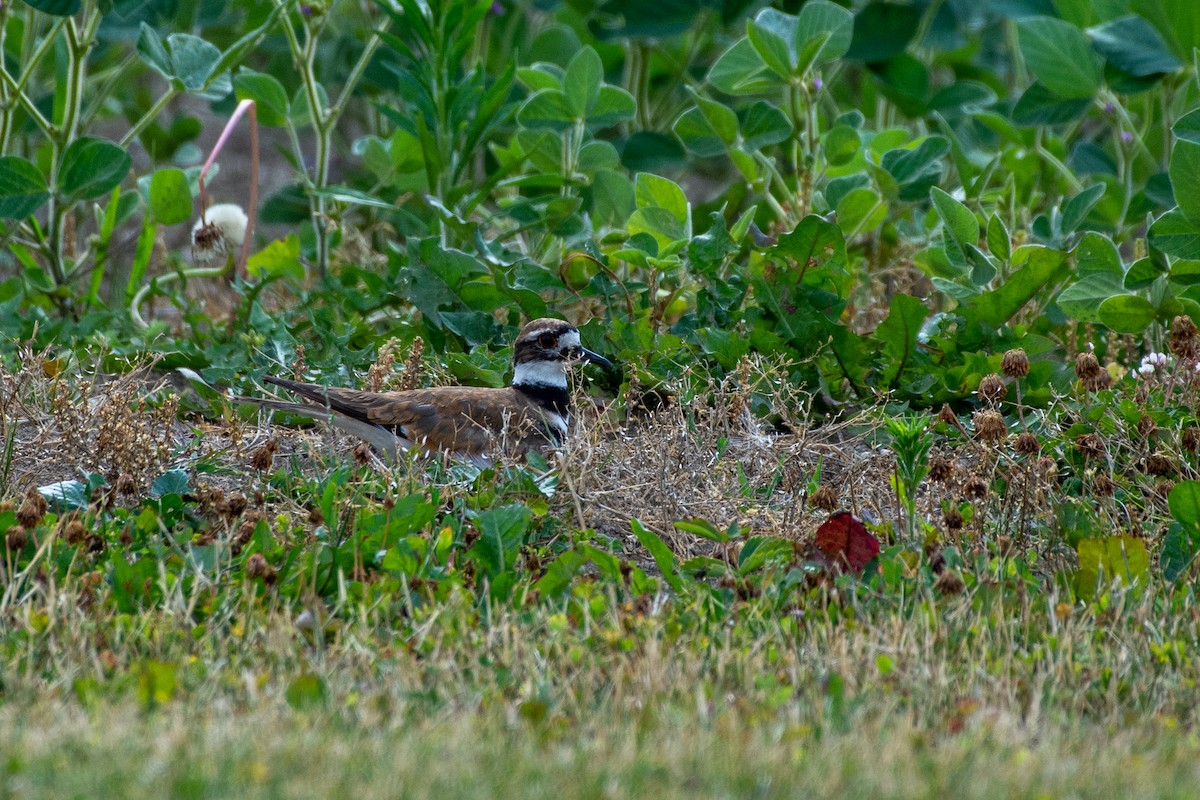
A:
[815, 512, 880, 573]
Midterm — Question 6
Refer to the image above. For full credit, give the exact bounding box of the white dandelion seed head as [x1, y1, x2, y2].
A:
[195, 203, 248, 246]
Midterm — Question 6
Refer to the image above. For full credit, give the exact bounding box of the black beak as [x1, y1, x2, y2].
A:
[577, 346, 612, 369]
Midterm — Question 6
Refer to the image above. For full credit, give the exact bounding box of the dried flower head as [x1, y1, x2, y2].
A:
[1092, 473, 1116, 497]
[226, 493, 248, 519]
[246, 553, 277, 583]
[1013, 432, 1039, 455]
[978, 374, 1008, 404]
[1154, 479, 1176, 498]
[116, 473, 137, 496]
[1183, 426, 1200, 453]
[63, 518, 88, 546]
[1036, 457, 1059, 484]
[943, 506, 964, 530]
[972, 409, 1007, 442]
[809, 485, 838, 511]
[6, 525, 28, 552]
[928, 454, 954, 483]
[250, 438, 278, 473]
[1145, 453, 1174, 476]
[367, 339, 400, 393]
[1075, 432, 1105, 459]
[1083, 368, 1114, 392]
[1001, 348, 1030, 378]
[963, 475, 989, 500]
[1136, 415, 1158, 439]
[934, 568, 966, 596]
[16, 493, 47, 529]
[1075, 352, 1102, 380]
[937, 404, 958, 426]
[1169, 315, 1198, 359]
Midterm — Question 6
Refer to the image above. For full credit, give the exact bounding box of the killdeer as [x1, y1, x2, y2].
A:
[240, 318, 611, 462]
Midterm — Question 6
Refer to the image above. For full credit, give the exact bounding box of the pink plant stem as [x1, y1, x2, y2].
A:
[198, 99, 259, 278]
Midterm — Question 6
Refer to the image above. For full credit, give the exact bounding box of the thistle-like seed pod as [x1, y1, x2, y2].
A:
[1001, 348, 1030, 378]
[978, 374, 1008, 403]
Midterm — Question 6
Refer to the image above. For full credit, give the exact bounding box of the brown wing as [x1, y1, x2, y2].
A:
[262, 377, 553, 456]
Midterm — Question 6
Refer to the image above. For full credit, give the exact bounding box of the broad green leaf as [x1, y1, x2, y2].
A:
[740, 101, 792, 151]
[1017, 16, 1103, 99]
[147, 168, 191, 225]
[931, 187, 979, 247]
[1057, 272, 1126, 322]
[674, 518, 733, 543]
[1011, 82, 1091, 126]
[836, 188, 887, 235]
[748, 10, 797, 78]
[795, 0, 855, 71]
[965, 246, 1066, 327]
[38, 479, 91, 511]
[881, 136, 949, 200]
[1176, 108, 1200, 146]
[517, 65, 562, 92]
[150, 469, 191, 498]
[1075, 231, 1122, 275]
[1170, 138, 1200, 224]
[1169, 260, 1200, 286]
[845, 2, 920, 62]
[736, 536, 795, 574]
[824, 125, 860, 166]
[591, 169, 635, 227]
[631, 519, 684, 592]
[1131, 0, 1200, 63]
[1169, 480, 1200, 528]
[578, 141, 620, 171]
[517, 88, 574, 130]
[588, 85, 636, 129]
[1077, 536, 1148, 600]
[1162, 521, 1200, 582]
[247, 235, 303, 281]
[876, 293, 928, 388]
[563, 47, 602, 117]
[1062, 183, 1107, 232]
[987, 214, 1011, 262]
[634, 173, 689, 224]
[1097, 294, 1156, 332]
[0, 156, 49, 219]
[771, 214, 847, 272]
[469, 504, 532, 578]
[707, 37, 779, 95]
[628, 207, 689, 250]
[166, 34, 226, 97]
[674, 108, 727, 157]
[1149, 209, 1200, 259]
[1088, 15, 1181, 75]
[871, 54, 930, 118]
[234, 71, 290, 127]
[136, 24, 172, 80]
[689, 88, 739, 143]
[1124, 257, 1165, 290]
[58, 137, 131, 202]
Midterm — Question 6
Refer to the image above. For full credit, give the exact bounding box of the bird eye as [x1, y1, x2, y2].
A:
[537, 333, 557, 348]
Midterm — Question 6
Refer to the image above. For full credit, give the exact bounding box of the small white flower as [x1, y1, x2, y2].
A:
[1139, 363, 1156, 376]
